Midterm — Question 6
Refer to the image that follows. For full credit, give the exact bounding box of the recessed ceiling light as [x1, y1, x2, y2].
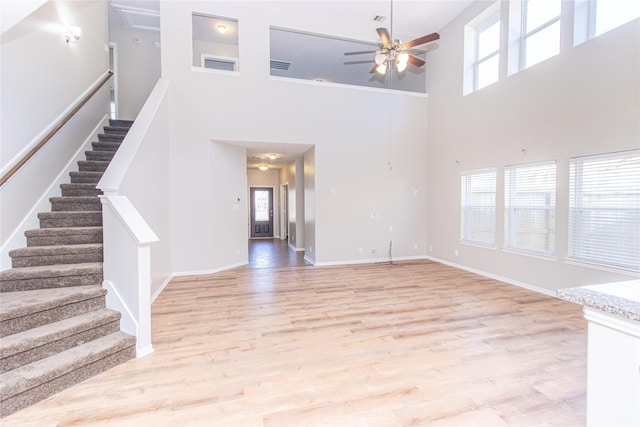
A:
[217, 24, 228, 34]
[259, 165, 269, 171]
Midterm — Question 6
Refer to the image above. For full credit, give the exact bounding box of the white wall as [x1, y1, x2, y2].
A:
[1, 0, 110, 267]
[426, 1, 639, 290]
[161, 1, 429, 273]
[109, 26, 161, 120]
[1, 0, 109, 170]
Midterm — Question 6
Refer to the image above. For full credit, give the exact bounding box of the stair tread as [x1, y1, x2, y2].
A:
[10, 244, 103, 257]
[69, 171, 104, 175]
[60, 183, 99, 188]
[0, 263, 103, 281]
[0, 286, 106, 322]
[39, 211, 102, 217]
[25, 227, 102, 237]
[0, 308, 120, 358]
[49, 196, 99, 201]
[0, 331, 135, 398]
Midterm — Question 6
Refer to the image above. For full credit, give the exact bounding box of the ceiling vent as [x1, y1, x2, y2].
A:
[270, 59, 291, 71]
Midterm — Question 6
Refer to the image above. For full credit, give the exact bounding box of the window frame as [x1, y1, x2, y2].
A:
[567, 150, 640, 274]
[504, 161, 557, 257]
[520, 0, 562, 70]
[474, 12, 501, 91]
[460, 168, 498, 246]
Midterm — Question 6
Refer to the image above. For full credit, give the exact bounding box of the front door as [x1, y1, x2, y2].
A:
[250, 187, 274, 238]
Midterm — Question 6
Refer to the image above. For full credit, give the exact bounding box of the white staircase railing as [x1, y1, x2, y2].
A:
[98, 78, 172, 357]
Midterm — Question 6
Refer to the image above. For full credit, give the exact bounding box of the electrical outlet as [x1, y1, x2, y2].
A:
[429, 246, 433, 252]
[414, 243, 419, 250]
[454, 250, 459, 256]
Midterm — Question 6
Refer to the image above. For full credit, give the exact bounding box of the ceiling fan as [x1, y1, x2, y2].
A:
[345, 0, 440, 75]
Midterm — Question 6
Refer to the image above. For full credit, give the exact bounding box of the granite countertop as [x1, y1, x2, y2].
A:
[557, 280, 640, 322]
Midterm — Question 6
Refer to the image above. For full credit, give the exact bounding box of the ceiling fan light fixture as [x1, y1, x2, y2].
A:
[396, 60, 407, 72]
[397, 52, 409, 65]
[376, 63, 387, 75]
[375, 53, 387, 66]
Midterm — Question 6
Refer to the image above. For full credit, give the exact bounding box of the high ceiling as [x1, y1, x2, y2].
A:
[109, 1, 474, 169]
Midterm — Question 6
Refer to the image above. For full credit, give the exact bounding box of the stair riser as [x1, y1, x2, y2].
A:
[97, 134, 125, 142]
[61, 187, 102, 197]
[0, 345, 135, 417]
[27, 232, 103, 247]
[61, 189, 102, 197]
[0, 320, 120, 374]
[0, 296, 105, 338]
[39, 216, 102, 229]
[91, 142, 120, 152]
[50, 200, 101, 212]
[103, 126, 129, 134]
[11, 252, 103, 268]
[78, 161, 109, 173]
[69, 172, 103, 184]
[85, 151, 115, 161]
[0, 273, 103, 293]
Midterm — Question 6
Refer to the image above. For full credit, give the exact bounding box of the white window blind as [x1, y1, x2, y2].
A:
[504, 161, 556, 255]
[569, 150, 640, 272]
[461, 169, 497, 245]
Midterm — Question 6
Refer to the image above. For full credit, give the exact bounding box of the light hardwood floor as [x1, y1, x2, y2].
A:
[3, 260, 587, 426]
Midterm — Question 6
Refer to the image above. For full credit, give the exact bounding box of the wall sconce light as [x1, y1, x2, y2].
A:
[65, 26, 82, 43]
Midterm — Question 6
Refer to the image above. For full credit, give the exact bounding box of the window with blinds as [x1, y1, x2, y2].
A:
[569, 150, 640, 272]
[504, 161, 556, 255]
[461, 169, 497, 245]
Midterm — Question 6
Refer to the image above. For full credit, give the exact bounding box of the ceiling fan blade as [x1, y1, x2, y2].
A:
[401, 32, 440, 49]
[407, 54, 426, 67]
[369, 64, 379, 74]
[344, 60, 376, 65]
[344, 50, 379, 56]
[377, 27, 391, 46]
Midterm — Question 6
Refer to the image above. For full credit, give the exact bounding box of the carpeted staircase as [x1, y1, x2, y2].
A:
[0, 119, 137, 417]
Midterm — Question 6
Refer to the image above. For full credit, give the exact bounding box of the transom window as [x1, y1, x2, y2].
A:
[522, 0, 561, 68]
[463, 2, 501, 95]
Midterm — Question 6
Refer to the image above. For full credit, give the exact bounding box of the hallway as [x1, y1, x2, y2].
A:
[246, 238, 311, 269]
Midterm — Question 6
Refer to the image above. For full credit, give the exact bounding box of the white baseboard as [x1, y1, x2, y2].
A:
[424, 255, 556, 297]
[313, 255, 425, 267]
[152, 261, 248, 303]
[136, 344, 154, 358]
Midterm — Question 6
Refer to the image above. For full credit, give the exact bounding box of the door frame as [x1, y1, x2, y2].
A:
[280, 183, 289, 241]
[248, 186, 276, 239]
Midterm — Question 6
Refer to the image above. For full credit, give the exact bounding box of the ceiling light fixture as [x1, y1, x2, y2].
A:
[217, 24, 228, 34]
[65, 26, 82, 43]
[258, 165, 269, 171]
[268, 154, 278, 160]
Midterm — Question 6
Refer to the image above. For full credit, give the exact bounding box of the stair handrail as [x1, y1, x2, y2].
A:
[0, 70, 114, 187]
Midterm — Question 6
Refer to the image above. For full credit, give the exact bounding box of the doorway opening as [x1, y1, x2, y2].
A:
[250, 187, 274, 238]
